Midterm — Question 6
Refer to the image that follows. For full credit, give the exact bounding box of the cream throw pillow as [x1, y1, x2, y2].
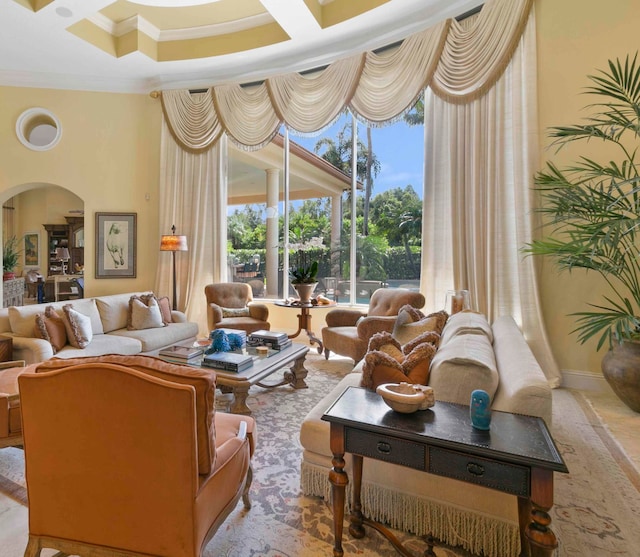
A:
[222, 307, 250, 318]
[62, 304, 93, 349]
[128, 296, 165, 330]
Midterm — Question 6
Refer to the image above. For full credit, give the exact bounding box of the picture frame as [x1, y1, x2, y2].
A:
[95, 212, 137, 278]
[23, 232, 39, 267]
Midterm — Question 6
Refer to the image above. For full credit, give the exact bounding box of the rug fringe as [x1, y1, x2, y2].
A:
[300, 461, 520, 557]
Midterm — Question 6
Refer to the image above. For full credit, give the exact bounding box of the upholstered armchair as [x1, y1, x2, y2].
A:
[321, 288, 426, 362]
[19, 355, 256, 557]
[205, 282, 270, 334]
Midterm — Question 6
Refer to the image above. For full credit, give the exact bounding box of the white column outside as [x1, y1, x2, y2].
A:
[265, 168, 280, 298]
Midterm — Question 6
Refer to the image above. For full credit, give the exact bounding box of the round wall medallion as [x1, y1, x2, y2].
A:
[16, 108, 62, 151]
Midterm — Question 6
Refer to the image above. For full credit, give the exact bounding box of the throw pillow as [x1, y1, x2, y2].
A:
[138, 293, 172, 325]
[62, 304, 93, 349]
[361, 331, 439, 391]
[33, 305, 68, 353]
[128, 296, 165, 330]
[222, 307, 251, 318]
[392, 306, 448, 346]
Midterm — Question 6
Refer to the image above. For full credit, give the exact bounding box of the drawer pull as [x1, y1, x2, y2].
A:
[377, 441, 392, 455]
[467, 462, 485, 477]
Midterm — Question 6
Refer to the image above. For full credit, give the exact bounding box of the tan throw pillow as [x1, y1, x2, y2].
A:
[62, 304, 93, 349]
[392, 306, 448, 346]
[222, 307, 250, 318]
[128, 296, 165, 330]
[367, 332, 404, 363]
[34, 306, 68, 354]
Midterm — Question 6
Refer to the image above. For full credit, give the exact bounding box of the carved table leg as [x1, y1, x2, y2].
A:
[285, 353, 309, 389]
[228, 385, 252, 415]
[349, 454, 365, 538]
[518, 496, 532, 557]
[525, 468, 558, 557]
[329, 425, 348, 557]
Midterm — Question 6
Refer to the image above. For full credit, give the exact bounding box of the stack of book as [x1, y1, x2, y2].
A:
[159, 343, 204, 364]
[202, 351, 254, 372]
[247, 330, 292, 350]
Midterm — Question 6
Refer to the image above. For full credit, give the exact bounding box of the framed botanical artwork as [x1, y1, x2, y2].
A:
[95, 212, 137, 278]
[24, 232, 39, 267]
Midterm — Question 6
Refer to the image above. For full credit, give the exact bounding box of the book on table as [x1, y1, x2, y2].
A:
[247, 330, 291, 350]
[159, 343, 204, 361]
[202, 351, 254, 372]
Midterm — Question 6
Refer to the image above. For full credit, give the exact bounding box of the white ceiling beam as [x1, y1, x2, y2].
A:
[259, 0, 321, 40]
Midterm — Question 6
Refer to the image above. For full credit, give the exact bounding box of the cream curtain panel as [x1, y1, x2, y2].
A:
[422, 9, 561, 386]
[156, 114, 227, 334]
[157, 0, 560, 384]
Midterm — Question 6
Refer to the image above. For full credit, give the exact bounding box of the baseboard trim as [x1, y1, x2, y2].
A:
[561, 369, 612, 392]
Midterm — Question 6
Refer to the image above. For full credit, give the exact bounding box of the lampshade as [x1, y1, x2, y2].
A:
[160, 225, 188, 252]
[55, 247, 70, 260]
[160, 234, 188, 252]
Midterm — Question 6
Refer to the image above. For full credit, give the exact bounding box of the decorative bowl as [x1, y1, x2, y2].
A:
[376, 382, 435, 413]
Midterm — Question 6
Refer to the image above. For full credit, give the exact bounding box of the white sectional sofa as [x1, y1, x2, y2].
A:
[299, 314, 552, 557]
[0, 292, 199, 364]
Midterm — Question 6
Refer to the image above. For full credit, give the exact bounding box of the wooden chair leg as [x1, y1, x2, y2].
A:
[24, 536, 41, 557]
[324, 348, 330, 360]
[242, 465, 253, 509]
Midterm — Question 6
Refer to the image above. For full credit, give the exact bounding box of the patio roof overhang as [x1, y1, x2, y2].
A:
[228, 133, 357, 206]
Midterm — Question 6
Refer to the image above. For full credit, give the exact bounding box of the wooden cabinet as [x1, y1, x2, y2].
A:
[44, 217, 84, 276]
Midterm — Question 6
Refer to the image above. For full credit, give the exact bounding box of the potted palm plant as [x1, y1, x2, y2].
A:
[3, 236, 21, 281]
[524, 54, 640, 412]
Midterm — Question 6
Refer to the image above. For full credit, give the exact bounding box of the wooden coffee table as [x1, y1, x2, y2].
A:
[171, 343, 310, 415]
[322, 386, 568, 557]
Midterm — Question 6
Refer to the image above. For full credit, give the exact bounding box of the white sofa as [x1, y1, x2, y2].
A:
[300, 314, 552, 557]
[0, 293, 199, 364]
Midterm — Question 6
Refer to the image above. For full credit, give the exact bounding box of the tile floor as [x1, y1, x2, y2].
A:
[0, 384, 638, 556]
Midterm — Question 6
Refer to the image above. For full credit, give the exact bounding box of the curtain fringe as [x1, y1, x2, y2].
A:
[300, 461, 521, 557]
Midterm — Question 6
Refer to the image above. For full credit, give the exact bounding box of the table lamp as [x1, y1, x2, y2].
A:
[55, 247, 70, 275]
[160, 225, 188, 310]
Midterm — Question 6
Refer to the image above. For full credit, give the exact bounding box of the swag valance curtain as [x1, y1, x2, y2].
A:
[160, 0, 533, 152]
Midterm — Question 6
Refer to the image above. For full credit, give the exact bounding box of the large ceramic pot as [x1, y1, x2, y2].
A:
[293, 282, 317, 304]
[601, 339, 640, 412]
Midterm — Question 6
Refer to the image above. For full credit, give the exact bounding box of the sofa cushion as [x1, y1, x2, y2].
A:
[36, 354, 217, 476]
[62, 305, 93, 349]
[51, 334, 142, 359]
[392, 306, 448, 346]
[127, 295, 165, 331]
[108, 321, 199, 353]
[9, 298, 103, 338]
[34, 306, 68, 353]
[95, 292, 149, 333]
[429, 333, 499, 405]
[440, 310, 493, 345]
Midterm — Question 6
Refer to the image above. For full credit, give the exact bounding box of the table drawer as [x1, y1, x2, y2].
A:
[429, 446, 530, 497]
[345, 428, 425, 469]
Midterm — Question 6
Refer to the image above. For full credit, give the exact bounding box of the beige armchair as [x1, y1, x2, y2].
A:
[205, 282, 270, 334]
[321, 288, 426, 362]
[18, 354, 256, 557]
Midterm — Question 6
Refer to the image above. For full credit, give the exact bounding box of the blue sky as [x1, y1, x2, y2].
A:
[290, 112, 425, 200]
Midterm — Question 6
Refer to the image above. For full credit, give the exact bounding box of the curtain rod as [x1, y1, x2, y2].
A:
[149, 3, 484, 98]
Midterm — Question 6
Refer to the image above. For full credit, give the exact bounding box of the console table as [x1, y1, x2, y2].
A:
[322, 387, 568, 557]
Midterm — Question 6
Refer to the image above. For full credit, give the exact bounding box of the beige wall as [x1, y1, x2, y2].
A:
[0, 87, 162, 297]
[536, 0, 640, 374]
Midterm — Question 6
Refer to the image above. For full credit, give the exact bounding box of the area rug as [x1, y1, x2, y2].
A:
[1, 353, 640, 557]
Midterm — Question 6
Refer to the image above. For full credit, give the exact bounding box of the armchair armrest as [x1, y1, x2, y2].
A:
[356, 315, 397, 340]
[325, 308, 366, 327]
[248, 303, 269, 322]
[207, 303, 224, 327]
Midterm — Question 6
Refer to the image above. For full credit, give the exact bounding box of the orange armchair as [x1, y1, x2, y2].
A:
[321, 288, 426, 362]
[18, 355, 256, 557]
[205, 282, 270, 334]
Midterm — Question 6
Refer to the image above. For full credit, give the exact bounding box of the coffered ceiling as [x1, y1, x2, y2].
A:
[1, 0, 483, 93]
